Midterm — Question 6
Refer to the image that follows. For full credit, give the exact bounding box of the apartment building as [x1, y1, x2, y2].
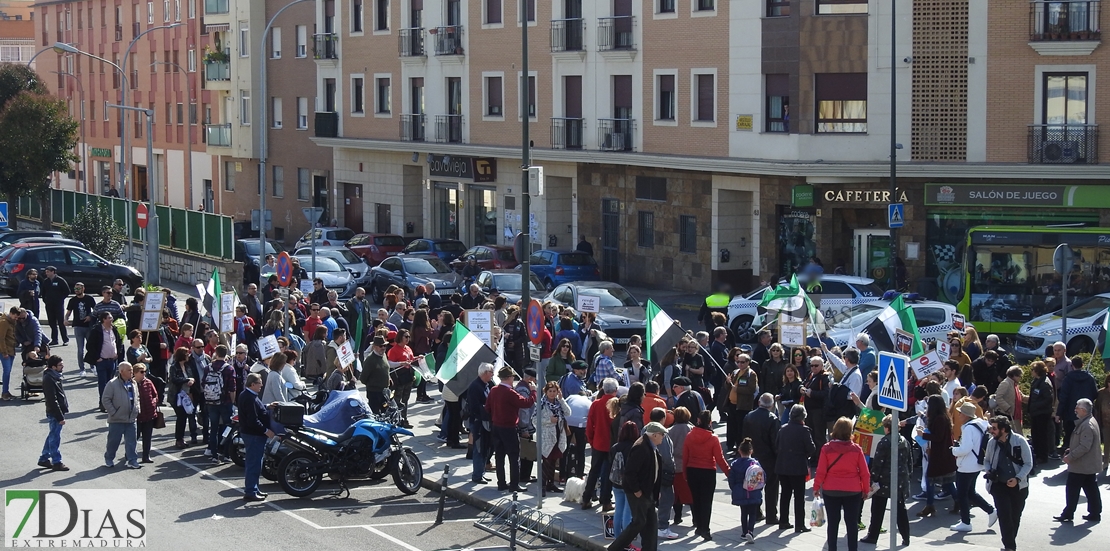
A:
[0, 18, 34, 65]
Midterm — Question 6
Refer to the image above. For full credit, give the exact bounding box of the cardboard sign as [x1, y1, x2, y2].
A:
[894, 329, 914, 357]
[465, 310, 493, 333]
[576, 294, 600, 314]
[936, 340, 951, 362]
[300, 279, 315, 296]
[220, 311, 234, 334]
[143, 292, 165, 313]
[338, 340, 356, 368]
[221, 291, 235, 313]
[911, 349, 944, 379]
[951, 313, 966, 333]
[139, 311, 161, 332]
[257, 335, 280, 359]
[779, 322, 806, 347]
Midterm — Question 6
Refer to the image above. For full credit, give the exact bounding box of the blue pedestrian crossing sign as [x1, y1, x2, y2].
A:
[0, 202, 8, 227]
[888, 203, 905, 229]
[877, 352, 909, 411]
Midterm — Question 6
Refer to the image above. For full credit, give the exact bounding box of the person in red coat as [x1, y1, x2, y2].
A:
[133, 364, 160, 464]
[582, 377, 619, 511]
[485, 366, 536, 492]
[814, 417, 872, 551]
[683, 409, 731, 541]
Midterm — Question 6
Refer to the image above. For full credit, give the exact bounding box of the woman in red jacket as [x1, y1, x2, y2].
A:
[133, 364, 160, 464]
[814, 417, 871, 551]
[683, 409, 731, 542]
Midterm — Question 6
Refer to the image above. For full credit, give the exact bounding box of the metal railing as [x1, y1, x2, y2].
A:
[315, 111, 338, 138]
[205, 123, 232, 147]
[399, 27, 425, 56]
[204, 60, 230, 81]
[433, 25, 463, 55]
[598, 16, 635, 51]
[313, 33, 339, 59]
[433, 114, 463, 143]
[205, 0, 229, 15]
[1030, 1, 1101, 41]
[400, 114, 426, 142]
[1028, 124, 1099, 164]
[551, 117, 584, 149]
[551, 18, 585, 52]
[597, 118, 634, 151]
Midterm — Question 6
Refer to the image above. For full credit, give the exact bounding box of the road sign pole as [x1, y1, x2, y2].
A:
[889, 408, 899, 551]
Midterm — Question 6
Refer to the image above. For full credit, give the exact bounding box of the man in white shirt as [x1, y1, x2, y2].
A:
[950, 401, 996, 532]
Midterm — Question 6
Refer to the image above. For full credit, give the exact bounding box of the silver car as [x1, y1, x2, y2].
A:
[294, 255, 355, 299]
[293, 246, 371, 288]
[544, 281, 646, 346]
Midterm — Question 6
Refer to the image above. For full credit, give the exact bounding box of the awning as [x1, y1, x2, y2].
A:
[205, 23, 231, 32]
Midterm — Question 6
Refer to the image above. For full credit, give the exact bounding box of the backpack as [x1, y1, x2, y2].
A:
[202, 362, 226, 404]
[609, 446, 627, 487]
[969, 422, 989, 465]
[743, 460, 767, 491]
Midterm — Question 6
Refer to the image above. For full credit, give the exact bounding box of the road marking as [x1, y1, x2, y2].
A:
[316, 518, 480, 530]
[363, 526, 423, 551]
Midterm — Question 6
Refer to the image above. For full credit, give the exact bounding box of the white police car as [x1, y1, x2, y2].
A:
[727, 275, 884, 343]
[824, 298, 957, 350]
[1014, 293, 1110, 359]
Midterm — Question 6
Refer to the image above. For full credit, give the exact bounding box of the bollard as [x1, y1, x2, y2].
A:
[435, 464, 451, 525]
[509, 492, 519, 551]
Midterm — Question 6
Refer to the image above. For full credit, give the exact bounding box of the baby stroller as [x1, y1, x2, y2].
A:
[20, 355, 47, 401]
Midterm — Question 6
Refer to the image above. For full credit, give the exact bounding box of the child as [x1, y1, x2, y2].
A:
[727, 437, 764, 543]
[174, 323, 194, 351]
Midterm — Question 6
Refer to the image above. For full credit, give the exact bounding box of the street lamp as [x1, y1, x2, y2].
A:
[109, 103, 159, 285]
[52, 71, 88, 194]
[151, 60, 195, 210]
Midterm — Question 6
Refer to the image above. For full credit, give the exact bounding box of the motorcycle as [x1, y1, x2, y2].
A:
[223, 384, 330, 470]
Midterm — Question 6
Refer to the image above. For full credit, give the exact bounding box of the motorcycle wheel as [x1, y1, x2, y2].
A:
[368, 458, 390, 480]
[225, 430, 245, 468]
[262, 457, 279, 482]
[391, 448, 423, 495]
[278, 451, 323, 498]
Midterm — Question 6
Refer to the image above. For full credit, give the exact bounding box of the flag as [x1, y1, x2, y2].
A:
[759, 274, 819, 324]
[863, 294, 924, 357]
[203, 267, 223, 330]
[354, 311, 365, 356]
[437, 321, 500, 396]
[645, 299, 686, 363]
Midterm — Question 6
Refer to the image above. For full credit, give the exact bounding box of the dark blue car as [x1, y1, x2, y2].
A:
[528, 249, 600, 290]
[400, 238, 468, 263]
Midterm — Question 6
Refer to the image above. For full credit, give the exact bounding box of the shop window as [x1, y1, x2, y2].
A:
[635, 176, 666, 201]
[816, 73, 867, 133]
[766, 74, 789, 132]
[817, 0, 867, 14]
[638, 211, 654, 249]
[679, 215, 697, 254]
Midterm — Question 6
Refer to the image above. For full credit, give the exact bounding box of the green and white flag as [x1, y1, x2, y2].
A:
[646, 299, 686, 363]
[759, 274, 819, 323]
[437, 321, 500, 396]
[865, 294, 924, 357]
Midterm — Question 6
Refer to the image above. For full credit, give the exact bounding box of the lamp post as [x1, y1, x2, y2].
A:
[258, 0, 312, 288]
[151, 60, 195, 210]
[52, 71, 88, 194]
[888, 3, 900, 551]
[110, 104, 159, 286]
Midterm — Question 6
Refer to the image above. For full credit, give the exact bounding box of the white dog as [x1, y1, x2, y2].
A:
[562, 477, 586, 503]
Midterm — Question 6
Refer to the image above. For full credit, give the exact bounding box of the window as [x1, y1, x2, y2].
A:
[272, 97, 283, 128]
[352, 0, 363, 32]
[239, 21, 249, 57]
[225, 161, 235, 191]
[271, 27, 281, 58]
[636, 176, 667, 201]
[163, 0, 170, 22]
[104, 100, 109, 121]
[767, 0, 790, 16]
[189, 0, 195, 19]
[175, 0, 181, 21]
[659, 0, 675, 13]
[298, 168, 310, 200]
[657, 74, 675, 120]
[485, 0, 501, 24]
[817, 0, 867, 15]
[520, 74, 536, 118]
[376, 77, 391, 113]
[637, 211, 654, 248]
[520, 0, 535, 22]
[694, 73, 715, 122]
[190, 103, 197, 124]
[297, 97, 308, 128]
[1043, 73, 1088, 125]
[352, 77, 364, 113]
[187, 48, 196, 71]
[176, 103, 183, 125]
[240, 90, 251, 125]
[766, 74, 789, 132]
[486, 76, 502, 116]
[679, 215, 697, 253]
[696, 0, 714, 11]
[295, 25, 307, 57]
[272, 166, 284, 197]
[816, 73, 867, 133]
[375, 0, 388, 31]
[147, 1, 154, 23]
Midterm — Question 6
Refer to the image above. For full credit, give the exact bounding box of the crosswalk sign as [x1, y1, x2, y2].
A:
[877, 351, 909, 411]
[0, 202, 7, 227]
[888, 203, 904, 229]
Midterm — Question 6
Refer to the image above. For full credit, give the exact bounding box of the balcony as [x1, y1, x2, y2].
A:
[399, 27, 426, 57]
[1028, 124, 1098, 164]
[598, 16, 635, 53]
[1029, 1, 1101, 54]
[551, 117, 584, 150]
[433, 114, 464, 144]
[205, 123, 231, 147]
[551, 18, 585, 53]
[204, 60, 230, 81]
[597, 118, 634, 152]
[205, 0, 229, 15]
[400, 114, 426, 142]
[432, 25, 464, 56]
[315, 112, 339, 138]
[313, 33, 338, 60]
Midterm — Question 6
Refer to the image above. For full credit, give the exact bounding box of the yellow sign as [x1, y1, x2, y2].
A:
[735, 115, 753, 131]
[235, 162, 242, 172]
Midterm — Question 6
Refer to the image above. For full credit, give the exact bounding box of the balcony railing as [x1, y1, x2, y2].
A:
[598, 16, 635, 51]
[433, 114, 464, 143]
[1030, 1, 1101, 41]
[313, 33, 339, 59]
[400, 114, 426, 142]
[551, 118, 584, 149]
[205, 0, 229, 14]
[597, 118, 634, 151]
[205, 123, 231, 147]
[315, 111, 338, 138]
[432, 25, 463, 55]
[1028, 124, 1099, 163]
[399, 27, 426, 56]
[551, 18, 585, 52]
[204, 60, 230, 81]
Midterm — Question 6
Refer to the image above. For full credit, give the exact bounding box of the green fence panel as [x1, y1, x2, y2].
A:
[203, 213, 222, 257]
[170, 208, 187, 250]
[221, 217, 232, 259]
[156, 205, 171, 246]
[52, 191, 64, 224]
[186, 210, 205, 255]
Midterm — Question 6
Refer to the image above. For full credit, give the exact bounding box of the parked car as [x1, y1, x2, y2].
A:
[449, 245, 518, 272]
[544, 282, 645, 346]
[292, 246, 372, 288]
[234, 238, 285, 287]
[293, 255, 355, 299]
[1015, 293, 1110, 359]
[400, 238, 468, 263]
[822, 298, 957, 350]
[727, 275, 885, 344]
[367, 254, 463, 304]
[528, 249, 600, 291]
[345, 233, 405, 265]
[294, 226, 356, 250]
[470, 270, 545, 305]
[0, 243, 143, 297]
[9, 236, 84, 248]
[0, 230, 63, 249]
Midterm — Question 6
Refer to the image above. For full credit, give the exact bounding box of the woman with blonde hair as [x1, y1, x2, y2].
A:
[962, 326, 983, 362]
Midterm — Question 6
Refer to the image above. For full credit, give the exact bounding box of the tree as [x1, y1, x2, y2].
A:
[62, 203, 126, 261]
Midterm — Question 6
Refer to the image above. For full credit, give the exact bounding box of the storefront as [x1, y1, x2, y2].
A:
[426, 154, 499, 246]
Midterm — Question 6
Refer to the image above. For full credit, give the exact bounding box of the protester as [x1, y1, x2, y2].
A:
[803, 355, 832, 452]
[1027, 360, 1056, 466]
[862, 414, 910, 546]
[0, 308, 15, 400]
[169, 346, 201, 448]
[684, 410, 730, 541]
[609, 421, 640, 537]
[776, 404, 815, 532]
[535, 380, 571, 493]
[515, 369, 539, 484]
[917, 395, 958, 517]
[1057, 357, 1099, 453]
[743, 393, 780, 524]
[672, 376, 703, 421]
[1097, 374, 1110, 471]
[238, 373, 274, 502]
[728, 438, 764, 544]
[582, 377, 619, 511]
[387, 329, 419, 428]
[86, 311, 124, 410]
[467, 363, 495, 483]
[302, 325, 329, 389]
[133, 364, 159, 464]
[669, 407, 694, 526]
[203, 345, 236, 463]
[985, 415, 1033, 551]
[486, 366, 536, 492]
[950, 401, 996, 532]
[996, 365, 1026, 432]
[726, 351, 758, 451]
[814, 417, 870, 551]
[607, 422, 666, 551]
[1055, 398, 1103, 523]
[38, 355, 69, 471]
[360, 335, 391, 414]
[102, 362, 141, 469]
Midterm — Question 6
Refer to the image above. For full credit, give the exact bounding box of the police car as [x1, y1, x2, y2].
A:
[727, 275, 884, 343]
[1014, 293, 1110, 360]
[824, 297, 957, 349]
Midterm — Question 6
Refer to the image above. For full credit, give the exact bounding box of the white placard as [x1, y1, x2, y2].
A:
[473, 331, 492, 349]
[911, 350, 944, 379]
[221, 291, 235, 313]
[466, 310, 493, 333]
[338, 341, 356, 368]
[576, 294, 600, 313]
[143, 292, 165, 313]
[258, 335, 280, 359]
[529, 343, 541, 362]
[779, 322, 806, 347]
[936, 340, 951, 362]
[139, 311, 161, 331]
[220, 311, 234, 334]
[951, 313, 966, 333]
[300, 279, 315, 296]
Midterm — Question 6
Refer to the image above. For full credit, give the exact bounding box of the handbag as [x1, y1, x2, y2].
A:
[153, 410, 166, 429]
[810, 496, 826, 527]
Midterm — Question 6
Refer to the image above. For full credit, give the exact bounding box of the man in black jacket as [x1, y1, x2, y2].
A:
[743, 393, 781, 524]
[238, 373, 274, 502]
[609, 422, 665, 551]
[467, 363, 496, 482]
[85, 312, 124, 409]
[672, 377, 703, 421]
[41, 266, 71, 347]
[38, 355, 70, 471]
